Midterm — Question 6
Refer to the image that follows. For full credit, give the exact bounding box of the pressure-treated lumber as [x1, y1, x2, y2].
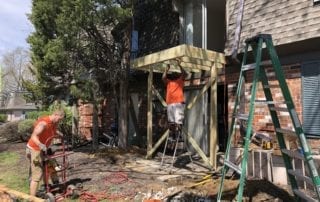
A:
[131, 44, 225, 73]
[0, 185, 45, 202]
[132, 44, 225, 169]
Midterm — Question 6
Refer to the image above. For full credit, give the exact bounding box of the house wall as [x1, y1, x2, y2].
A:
[224, 0, 320, 150]
[207, 0, 226, 52]
[78, 98, 116, 141]
[134, 0, 180, 57]
[225, 0, 320, 55]
[226, 62, 320, 149]
[227, 64, 301, 130]
[6, 110, 25, 121]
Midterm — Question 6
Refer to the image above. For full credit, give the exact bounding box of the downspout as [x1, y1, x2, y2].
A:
[231, 0, 245, 63]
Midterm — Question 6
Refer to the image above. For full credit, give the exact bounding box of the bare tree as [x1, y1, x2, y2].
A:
[1, 47, 34, 94]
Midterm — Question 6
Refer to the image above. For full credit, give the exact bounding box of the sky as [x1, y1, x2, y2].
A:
[0, 0, 34, 57]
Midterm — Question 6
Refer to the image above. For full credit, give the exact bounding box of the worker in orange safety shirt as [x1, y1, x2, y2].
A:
[26, 109, 65, 196]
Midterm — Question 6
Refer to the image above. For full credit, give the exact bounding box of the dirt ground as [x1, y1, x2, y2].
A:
[0, 141, 295, 201]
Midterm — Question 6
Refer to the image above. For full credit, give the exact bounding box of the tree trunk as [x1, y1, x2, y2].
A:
[118, 24, 131, 149]
[92, 101, 99, 151]
[118, 79, 128, 148]
[71, 102, 79, 149]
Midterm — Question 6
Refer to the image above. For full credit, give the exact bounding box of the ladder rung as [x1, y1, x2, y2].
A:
[254, 100, 288, 105]
[276, 128, 297, 137]
[224, 160, 242, 175]
[293, 189, 318, 202]
[281, 149, 304, 160]
[242, 60, 272, 71]
[234, 113, 249, 121]
[255, 99, 268, 104]
[263, 84, 280, 88]
[287, 169, 313, 186]
[242, 64, 256, 71]
[269, 107, 288, 112]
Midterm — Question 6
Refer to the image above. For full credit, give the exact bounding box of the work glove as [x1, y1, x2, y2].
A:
[38, 143, 47, 152]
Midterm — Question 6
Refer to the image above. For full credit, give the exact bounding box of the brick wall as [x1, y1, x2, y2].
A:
[225, 63, 309, 148]
[78, 97, 116, 140]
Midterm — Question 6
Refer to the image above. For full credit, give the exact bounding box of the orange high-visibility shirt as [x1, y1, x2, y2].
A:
[27, 116, 57, 151]
[166, 77, 184, 104]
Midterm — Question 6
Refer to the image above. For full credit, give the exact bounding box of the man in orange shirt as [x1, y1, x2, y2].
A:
[26, 109, 65, 196]
[162, 59, 187, 131]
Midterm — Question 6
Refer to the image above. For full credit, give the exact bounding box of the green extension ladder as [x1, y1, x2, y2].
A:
[217, 34, 320, 202]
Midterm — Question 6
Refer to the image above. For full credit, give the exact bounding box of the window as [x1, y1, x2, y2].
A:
[301, 61, 320, 137]
[181, 0, 206, 48]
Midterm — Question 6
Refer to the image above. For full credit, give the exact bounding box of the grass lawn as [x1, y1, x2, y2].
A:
[0, 151, 29, 193]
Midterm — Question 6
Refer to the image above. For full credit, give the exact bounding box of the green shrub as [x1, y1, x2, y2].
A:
[25, 102, 72, 137]
[18, 119, 35, 142]
[26, 111, 50, 120]
[0, 113, 7, 122]
[0, 121, 20, 142]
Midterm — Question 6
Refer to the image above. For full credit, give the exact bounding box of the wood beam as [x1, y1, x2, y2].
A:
[210, 63, 218, 169]
[187, 76, 216, 110]
[131, 44, 225, 73]
[147, 67, 153, 156]
[0, 185, 45, 202]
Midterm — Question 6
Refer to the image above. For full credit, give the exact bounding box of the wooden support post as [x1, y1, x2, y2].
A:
[147, 66, 153, 155]
[210, 63, 218, 169]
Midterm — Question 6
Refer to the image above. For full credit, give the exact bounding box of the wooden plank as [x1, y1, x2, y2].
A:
[184, 45, 226, 64]
[210, 62, 218, 169]
[133, 58, 223, 73]
[140, 60, 201, 73]
[0, 185, 45, 202]
[131, 44, 225, 72]
[146, 129, 169, 158]
[147, 67, 153, 155]
[180, 56, 214, 67]
[182, 127, 212, 167]
[152, 85, 167, 107]
[162, 63, 201, 73]
[131, 45, 185, 68]
[187, 76, 216, 110]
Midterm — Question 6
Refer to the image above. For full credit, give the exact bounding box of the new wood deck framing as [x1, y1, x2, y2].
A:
[130, 44, 225, 169]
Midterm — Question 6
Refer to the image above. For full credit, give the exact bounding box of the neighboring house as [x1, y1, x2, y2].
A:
[225, 0, 320, 143]
[0, 93, 38, 121]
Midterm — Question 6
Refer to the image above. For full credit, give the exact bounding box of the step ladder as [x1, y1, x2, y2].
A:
[217, 34, 320, 202]
[160, 125, 193, 168]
